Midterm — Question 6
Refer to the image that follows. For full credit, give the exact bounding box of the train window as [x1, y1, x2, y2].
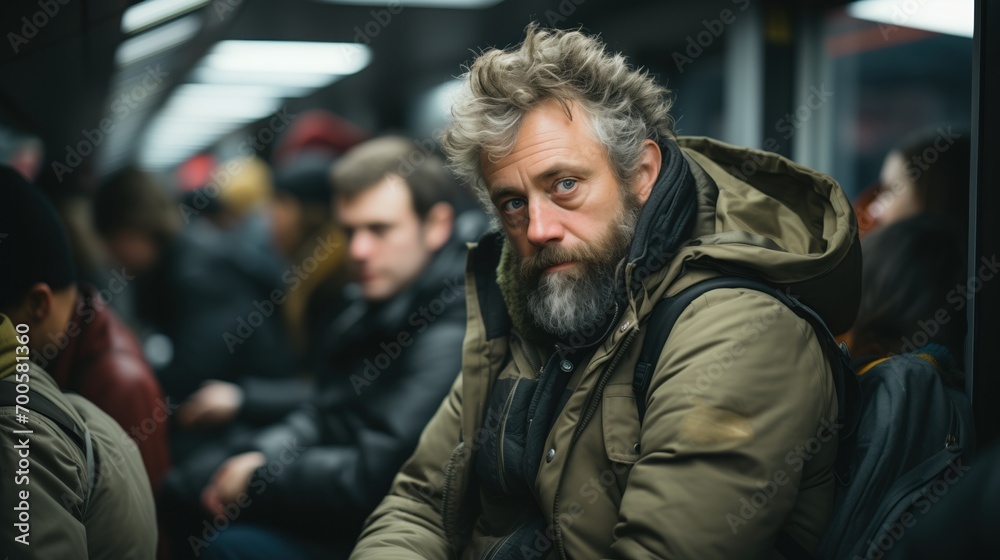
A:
[820, 2, 974, 199]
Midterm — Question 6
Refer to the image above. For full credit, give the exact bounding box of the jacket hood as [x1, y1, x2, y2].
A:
[643, 136, 861, 333]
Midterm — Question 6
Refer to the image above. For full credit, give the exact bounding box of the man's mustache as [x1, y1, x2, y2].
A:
[517, 244, 602, 279]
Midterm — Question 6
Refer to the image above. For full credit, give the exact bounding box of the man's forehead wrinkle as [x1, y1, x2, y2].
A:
[501, 124, 573, 160]
[485, 143, 579, 189]
[482, 100, 599, 192]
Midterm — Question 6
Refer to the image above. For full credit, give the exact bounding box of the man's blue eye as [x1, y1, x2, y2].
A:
[556, 179, 577, 192]
[503, 198, 525, 212]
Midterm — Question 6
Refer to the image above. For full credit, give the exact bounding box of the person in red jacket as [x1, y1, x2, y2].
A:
[38, 284, 172, 498]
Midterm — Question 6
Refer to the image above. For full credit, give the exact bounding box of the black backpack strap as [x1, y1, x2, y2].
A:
[633, 277, 861, 463]
[633, 280, 721, 422]
[0, 381, 97, 513]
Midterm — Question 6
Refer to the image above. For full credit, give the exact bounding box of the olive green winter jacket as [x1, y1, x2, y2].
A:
[351, 137, 861, 559]
[0, 314, 157, 559]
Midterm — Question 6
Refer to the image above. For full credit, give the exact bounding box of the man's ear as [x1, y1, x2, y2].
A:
[422, 202, 454, 253]
[20, 283, 54, 326]
[633, 139, 662, 205]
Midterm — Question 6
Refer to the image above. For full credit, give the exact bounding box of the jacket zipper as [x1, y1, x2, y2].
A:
[496, 377, 522, 495]
[442, 441, 465, 552]
[552, 328, 639, 560]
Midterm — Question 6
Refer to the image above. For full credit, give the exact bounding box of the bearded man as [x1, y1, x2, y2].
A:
[352, 24, 860, 559]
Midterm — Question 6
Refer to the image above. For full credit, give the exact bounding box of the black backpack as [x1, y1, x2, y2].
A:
[632, 277, 976, 560]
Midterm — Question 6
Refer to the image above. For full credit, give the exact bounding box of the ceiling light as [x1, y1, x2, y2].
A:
[122, 0, 211, 34]
[314, 0, 502, 8]
[847, 0, 973, 38]
[171, 83, 312, 99]
[189, 68, 342, 89]
[200, 41, 371, 75]
[115, 15, 200, 66]
[160, 95, 282, 119]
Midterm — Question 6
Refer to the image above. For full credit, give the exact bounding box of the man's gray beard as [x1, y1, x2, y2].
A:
[528, 262, 619, 338]
[523, 195, 641, 338]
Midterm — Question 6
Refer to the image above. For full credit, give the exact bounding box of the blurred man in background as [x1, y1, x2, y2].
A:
[165, 136, 478, 560]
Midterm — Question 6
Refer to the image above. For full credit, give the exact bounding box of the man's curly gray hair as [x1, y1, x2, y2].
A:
[441, 24, 675, 224]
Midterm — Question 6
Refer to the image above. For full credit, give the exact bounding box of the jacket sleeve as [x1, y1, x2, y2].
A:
[238, 376, 315, 425]
[610, 288, 838, 559]
[246, 312, 467, 522]
[161, 263, 293, 401]
[351, 371, 464, 559]
[0, 408, 89, 559]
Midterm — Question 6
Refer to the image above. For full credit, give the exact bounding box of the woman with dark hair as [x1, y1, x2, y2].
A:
[846, 214, 967, 365]
[880, 130, 970, 230]
[856, 128, 971, 241]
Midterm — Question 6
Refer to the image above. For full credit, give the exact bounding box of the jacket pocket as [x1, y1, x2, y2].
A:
[601, 383, 642, 464]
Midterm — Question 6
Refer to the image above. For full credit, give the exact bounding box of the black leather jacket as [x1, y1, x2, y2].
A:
[240, 233, 470, 538]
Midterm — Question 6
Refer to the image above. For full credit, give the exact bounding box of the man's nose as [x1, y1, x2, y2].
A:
[349, 230, 375, 261]
[526, 199, 565, 248]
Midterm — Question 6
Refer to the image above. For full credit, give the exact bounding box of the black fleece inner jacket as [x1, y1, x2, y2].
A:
[231, 232, 471, 539]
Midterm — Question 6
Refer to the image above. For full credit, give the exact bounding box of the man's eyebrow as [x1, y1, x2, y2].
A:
[489, 185, 518, 202]
[537, 165, 587, 181]
[488, 165, 589, 201]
